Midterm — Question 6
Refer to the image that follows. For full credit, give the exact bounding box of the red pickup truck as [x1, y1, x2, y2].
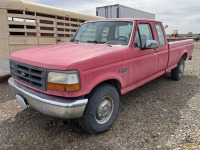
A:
[8, 18, 194, 134]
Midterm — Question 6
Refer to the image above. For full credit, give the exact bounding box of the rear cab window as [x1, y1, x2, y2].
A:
[155, 24, 166, 46]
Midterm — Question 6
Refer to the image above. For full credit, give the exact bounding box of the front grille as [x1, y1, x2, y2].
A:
[10, 60, 47, 91]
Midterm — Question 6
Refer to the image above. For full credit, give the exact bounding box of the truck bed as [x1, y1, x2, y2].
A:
[167, 37, 198, 42]
[167, 39, 194, 71]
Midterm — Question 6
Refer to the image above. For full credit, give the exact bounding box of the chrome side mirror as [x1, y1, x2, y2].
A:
[144, 40, 159, 49]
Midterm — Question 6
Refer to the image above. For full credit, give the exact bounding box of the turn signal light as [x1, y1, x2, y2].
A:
[47, 83, 80, 92]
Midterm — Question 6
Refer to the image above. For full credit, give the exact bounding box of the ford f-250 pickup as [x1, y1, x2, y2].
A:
[8, 18, 194, 134]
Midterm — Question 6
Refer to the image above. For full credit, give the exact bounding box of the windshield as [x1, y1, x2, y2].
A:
[70, 21, 133, 46]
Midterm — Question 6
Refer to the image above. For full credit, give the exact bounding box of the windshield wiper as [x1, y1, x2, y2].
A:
[87, 40, 112, 47]
[106, 43, 112, 47]
[87, 40, 106, 44]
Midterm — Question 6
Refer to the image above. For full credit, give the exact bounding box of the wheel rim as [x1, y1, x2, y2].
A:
[95, 96, 114, 124]
[179, 62, 184, 76]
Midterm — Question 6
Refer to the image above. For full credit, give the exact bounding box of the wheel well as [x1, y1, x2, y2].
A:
[182, 53, 187, 60]
[90, 79, 122, 95]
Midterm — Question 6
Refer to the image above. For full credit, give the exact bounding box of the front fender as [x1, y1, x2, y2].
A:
[81, 71, 125, 95]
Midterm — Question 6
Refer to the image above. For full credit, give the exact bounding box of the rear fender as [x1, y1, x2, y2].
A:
[180, 50, 187, 60]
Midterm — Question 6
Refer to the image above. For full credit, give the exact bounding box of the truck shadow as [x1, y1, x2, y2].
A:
[0, 74, 199, 150]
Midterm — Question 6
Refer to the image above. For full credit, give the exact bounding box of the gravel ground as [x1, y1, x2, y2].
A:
[0, 42, 200, 150]
[0, 58, 10, 75]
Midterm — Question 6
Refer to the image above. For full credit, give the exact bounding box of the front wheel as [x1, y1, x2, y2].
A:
[171, 57, 185, 81]
[78, 83, 119, 134]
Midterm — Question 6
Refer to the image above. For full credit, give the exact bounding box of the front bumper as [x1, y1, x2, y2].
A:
[8, 77, 88, 119]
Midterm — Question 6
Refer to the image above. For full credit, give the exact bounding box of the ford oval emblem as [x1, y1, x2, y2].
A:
[21, 72, 26, 77]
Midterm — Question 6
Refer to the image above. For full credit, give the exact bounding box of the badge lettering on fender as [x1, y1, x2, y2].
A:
[119, 68, 127, 73]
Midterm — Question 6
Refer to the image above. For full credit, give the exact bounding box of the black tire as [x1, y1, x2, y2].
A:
[171, 57, 185, 81]
[78, 83, 119, 134]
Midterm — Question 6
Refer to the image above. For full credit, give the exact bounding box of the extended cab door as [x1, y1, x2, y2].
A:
[130, 21, 159, 84]
[154, 23, 168, 72]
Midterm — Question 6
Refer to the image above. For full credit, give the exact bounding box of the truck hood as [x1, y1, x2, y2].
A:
[11, 43, 124, 70]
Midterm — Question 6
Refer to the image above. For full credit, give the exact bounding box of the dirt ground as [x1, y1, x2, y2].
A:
[0, 42, 200, 150]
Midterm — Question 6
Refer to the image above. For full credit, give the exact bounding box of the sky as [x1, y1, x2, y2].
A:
[25, 0, 200, 34]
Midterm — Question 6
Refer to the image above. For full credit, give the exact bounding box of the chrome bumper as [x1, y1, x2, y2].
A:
[8, 77, 88, 119]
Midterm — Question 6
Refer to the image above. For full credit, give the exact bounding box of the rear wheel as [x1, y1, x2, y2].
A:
[171, 57, 185, 81]
[78, 83, 119, 134]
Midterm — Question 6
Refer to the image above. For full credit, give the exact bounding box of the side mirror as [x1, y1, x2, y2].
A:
[143, 40, 159, 49]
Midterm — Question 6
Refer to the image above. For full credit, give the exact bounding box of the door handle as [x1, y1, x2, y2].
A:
[154, 49, 159, 52]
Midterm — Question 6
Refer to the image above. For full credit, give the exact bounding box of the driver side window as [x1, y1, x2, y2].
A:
[134, 23, 153, 48]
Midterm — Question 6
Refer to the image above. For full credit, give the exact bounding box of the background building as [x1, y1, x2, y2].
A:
[96, 4, 155, 19]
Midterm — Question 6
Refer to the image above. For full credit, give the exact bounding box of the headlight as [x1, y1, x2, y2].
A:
[47, 71, 80, 92]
